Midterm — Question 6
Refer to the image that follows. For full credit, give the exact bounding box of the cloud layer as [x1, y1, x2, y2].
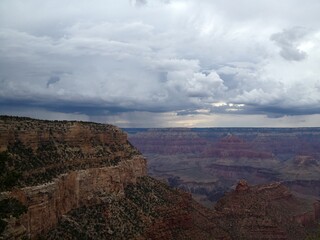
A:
[0, 0, 320, 126]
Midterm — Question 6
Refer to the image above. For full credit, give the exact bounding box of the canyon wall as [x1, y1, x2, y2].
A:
[1, 118, 319, 239]
[0, 116, 146, 239]
[127, 128, 320, 206]
[3, 157, 146, 239]
[213, 181, 311, 239]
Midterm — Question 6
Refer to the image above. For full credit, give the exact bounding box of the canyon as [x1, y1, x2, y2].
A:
[127, 128, 320, 207]
[0, 117, 319, 239]
[0, 116, 146, 239]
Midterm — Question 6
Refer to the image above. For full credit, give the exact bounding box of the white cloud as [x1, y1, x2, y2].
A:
[0, 0, 320, 126]
[166, 71, 226, 98]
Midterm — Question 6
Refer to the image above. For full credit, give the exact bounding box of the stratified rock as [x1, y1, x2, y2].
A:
[1, 117, 319, 240]
[214, 181, 318, 240]
[0, 116, 146, 239]
[127, 127, 320, 206]
[45, 176, 231, 240]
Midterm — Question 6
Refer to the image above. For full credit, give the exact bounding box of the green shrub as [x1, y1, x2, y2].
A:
[0, 198, 27, 234]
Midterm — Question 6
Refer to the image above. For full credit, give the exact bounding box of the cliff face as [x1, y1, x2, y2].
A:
[0, 117, 141, 186]
[3, 157, 146, 239]
[214, 181, 317, 240]
[0, 116, 146, 239]
[1, 117, 319, 240]
[44, 178, 320, 240]
[127, 128, 320, 157]
[44, 176, 231, 240]
[127, 128, 320, 207]
[129, 129, 208, 154]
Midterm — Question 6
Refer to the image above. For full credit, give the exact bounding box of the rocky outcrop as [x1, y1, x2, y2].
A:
[1, 118, 319, 240]
[2, 157, 146, 239]
[0, 116, 146, 239]
[214, 181, 315, 240]
[43, 178, 319, 240]
[44, 176, 231, 240]
[235, 179, 249, 192]
[0, 116, 142, 188]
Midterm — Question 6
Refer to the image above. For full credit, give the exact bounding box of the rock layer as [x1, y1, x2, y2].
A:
[4, 157, 146, 239]
[0, 116, 146, 239]
[1, 118, 319, 239]
[214, 181, 315, 240]
[127, 128, 320, 206]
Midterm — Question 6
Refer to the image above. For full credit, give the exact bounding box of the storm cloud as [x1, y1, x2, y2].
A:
[271, 27, 310, 61]
[0, 0, 320, 127]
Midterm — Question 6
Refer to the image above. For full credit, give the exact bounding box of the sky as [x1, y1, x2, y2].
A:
[0, 0, 320, 127]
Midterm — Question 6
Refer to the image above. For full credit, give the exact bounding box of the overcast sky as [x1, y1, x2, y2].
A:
[1, 0, 320, 127]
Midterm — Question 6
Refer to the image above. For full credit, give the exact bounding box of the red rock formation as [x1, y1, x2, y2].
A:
[214, 181, 311, 240]
[4, 157, 146, 238]
[127, 128, 320, 204]
[235, 179, 249, 192]
[1, 118, 319, 240]
[0, 118, 127, 152]
[43, 177, 317, 240]
[129, 129, 209, 154]
[0, 116, 146, 239]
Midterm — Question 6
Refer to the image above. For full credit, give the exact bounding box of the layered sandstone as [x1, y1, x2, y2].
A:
[127, 128, 320, 206]
[0, 116, 146, 239]
[2, 157, 146, 239]
[1, 118, 320, 240]
[128, 128, 209, 154]
[0, 116, 142, 187]
[44, 178, 319, 240]
[45, 176, 231, 240]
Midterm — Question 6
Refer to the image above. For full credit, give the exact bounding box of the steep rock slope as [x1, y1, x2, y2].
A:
[0, 116, 146, 239]
[45, 176, 230, 240]
[45, 178, 320, 240]
[1, 117, 319, 240]
[0, 117, 229, 239]
[214, 180, 319, 240]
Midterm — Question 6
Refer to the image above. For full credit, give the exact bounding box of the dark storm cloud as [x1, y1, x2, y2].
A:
[46, 76, 60, 88]
[245, 105, 320, 118]
[271, 27, 309, 61]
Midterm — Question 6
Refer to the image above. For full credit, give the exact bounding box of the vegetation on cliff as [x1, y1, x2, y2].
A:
[45, 176, 229, 240]
[0, 116, 140, 187]
[0, 117, 319, 239]
[0, 151, 21, 191]
[214, 181, 309, 239]
[44, 176, 318, 239]
[0, 198, 27, 234]
[0, 148, 27, 235]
